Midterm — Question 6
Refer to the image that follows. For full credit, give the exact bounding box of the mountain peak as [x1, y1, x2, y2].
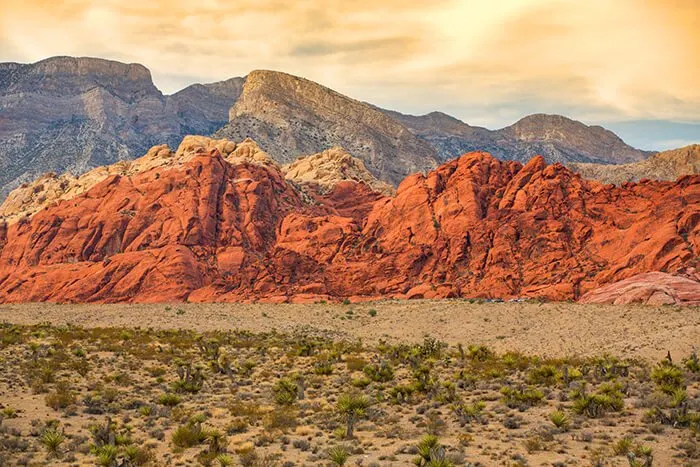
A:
[215, 69, 439, 185]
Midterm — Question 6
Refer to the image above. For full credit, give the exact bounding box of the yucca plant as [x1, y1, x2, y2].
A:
[549, 410, 570, 430]
[337, 392, 370, 439]
[215, 454, 234, 466]
[40, 429, 65, 457]
[414, 435, 454, 466]
[273, 378, 298, 406]
[93, 444, 118, 466]
[328, 445, 350, 466]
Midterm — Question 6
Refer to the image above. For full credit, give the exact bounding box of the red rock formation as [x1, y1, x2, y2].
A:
[579, 272, 700, 306]
[0, 149, 697, 303]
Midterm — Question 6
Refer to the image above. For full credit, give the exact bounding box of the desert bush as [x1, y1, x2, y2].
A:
[314, 359, 333, 375]
[263, 408, 298, 433]
[172, 361, 205, 394]
[572, 384, 624, 418]
[363, 361, 394, 382]
[453, 400, 485, 425]
[528, 365, 560, 386]
[157, 393, 181, 407]
[500, 386, 544, 409]
[651, 364, 685, 394]
[45, 381, 76, 410]
[273, 378, 298, 406]
[172, 416, 208, 448]
[414, 435, 454, 466]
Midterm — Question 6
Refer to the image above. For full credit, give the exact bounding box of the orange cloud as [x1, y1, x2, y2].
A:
[0, 0, 697, 125]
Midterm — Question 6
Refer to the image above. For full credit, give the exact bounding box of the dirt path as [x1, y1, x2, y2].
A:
[1, 300, 697, 362]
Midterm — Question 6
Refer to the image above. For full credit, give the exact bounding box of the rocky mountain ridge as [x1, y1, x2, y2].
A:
[0, 139, 696, 304]
[0, 56, 243, 199]
[214, 70, 440, 185]
[0, 136, 390, 223]
[3, 56, 688, 203]
[384, 110, 653, 164]
[570, 144, 700, 185]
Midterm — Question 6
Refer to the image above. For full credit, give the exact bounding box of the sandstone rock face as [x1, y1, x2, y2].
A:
[385, 111, 652, 164]
[283, 147, 395, 196]
[579, 272, 700, 306]
[0, 148, 696, 304]
[0, 56, 243, 199]
[214, 70, 440, 185]
[570, 144, 700, 185]
[0, 136, 275, 224]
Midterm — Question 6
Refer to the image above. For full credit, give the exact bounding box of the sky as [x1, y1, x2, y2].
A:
[1, 0, 698, 150]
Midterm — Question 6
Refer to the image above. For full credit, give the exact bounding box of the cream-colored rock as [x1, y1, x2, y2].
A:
[570, 144, 700, 185]
[0, 136, 277, 224]
[282, 147, 395, 195]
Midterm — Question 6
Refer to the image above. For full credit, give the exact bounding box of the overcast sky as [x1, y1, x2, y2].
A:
[1, 0, 698, 150]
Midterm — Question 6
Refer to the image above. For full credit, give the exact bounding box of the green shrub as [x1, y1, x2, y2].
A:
[363, 362, 394, 382]
[273, 378, 298, 406]
[528, 365, 560, 386]
[651, 364, 684, 394]
[549, 410, 570, 430]
[500, 386, 544, 409]
[172, 418, 207, 448]
[45, 381, 75, 410]
[157, 392, 181, 407]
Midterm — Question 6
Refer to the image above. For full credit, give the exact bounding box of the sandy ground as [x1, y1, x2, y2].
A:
[1, 300, 697, 362]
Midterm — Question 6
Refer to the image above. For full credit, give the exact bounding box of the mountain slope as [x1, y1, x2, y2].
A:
[0, 145, 696, 304]
[570, 144, 700, 184]
[0, 56, 243, 199]
[385, 110, 652, 164]
[214, 70, 440, 185]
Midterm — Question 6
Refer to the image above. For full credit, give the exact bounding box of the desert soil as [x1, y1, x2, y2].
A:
[1, 300, 698, 362]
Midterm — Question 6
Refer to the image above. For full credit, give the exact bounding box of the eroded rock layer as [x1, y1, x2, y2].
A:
[0, 149, 697, 304]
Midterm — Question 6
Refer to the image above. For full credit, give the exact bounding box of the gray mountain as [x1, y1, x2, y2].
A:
[1, 56, 677, 202]
[214, 70, 439, 185]
[0, 56, 242, 198]
[569, 144, 700, 185]
[384, 110, 652, 164]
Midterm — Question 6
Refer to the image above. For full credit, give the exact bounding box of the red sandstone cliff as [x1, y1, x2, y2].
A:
[0, 148, 697, 303]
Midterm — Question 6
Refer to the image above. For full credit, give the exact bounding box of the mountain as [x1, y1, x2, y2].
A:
[0, 136, 390, 223]
[1, 56, 691, 204]
[570, 144, 700, 185]
[0, 137, 696, 304]
[213, 70, 440, 185]
[0, 56, 243, 199]
[385, 110, 653, 164]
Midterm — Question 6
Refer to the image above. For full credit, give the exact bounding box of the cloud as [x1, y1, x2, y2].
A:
[0, 0, 698, 129]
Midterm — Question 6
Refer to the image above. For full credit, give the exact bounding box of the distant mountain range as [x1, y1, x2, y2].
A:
[0, 56, 696, 200]
[0, 57, 242, 199]
[570, 144, 700, 185]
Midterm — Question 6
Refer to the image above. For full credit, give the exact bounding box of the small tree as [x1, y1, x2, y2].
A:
[336, 392, 369, 439]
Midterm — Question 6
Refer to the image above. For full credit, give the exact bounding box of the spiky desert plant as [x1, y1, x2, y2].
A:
[273, 378, 298, 406]
[651, 364, 684, 394]
[328, 445, 350, 466]
[40, 428, 65, 457]
[336, 392, 369, 439]
[549, 410, 570, 430]
[414, 435, 454, 466]
[216, 454, 234, 466]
